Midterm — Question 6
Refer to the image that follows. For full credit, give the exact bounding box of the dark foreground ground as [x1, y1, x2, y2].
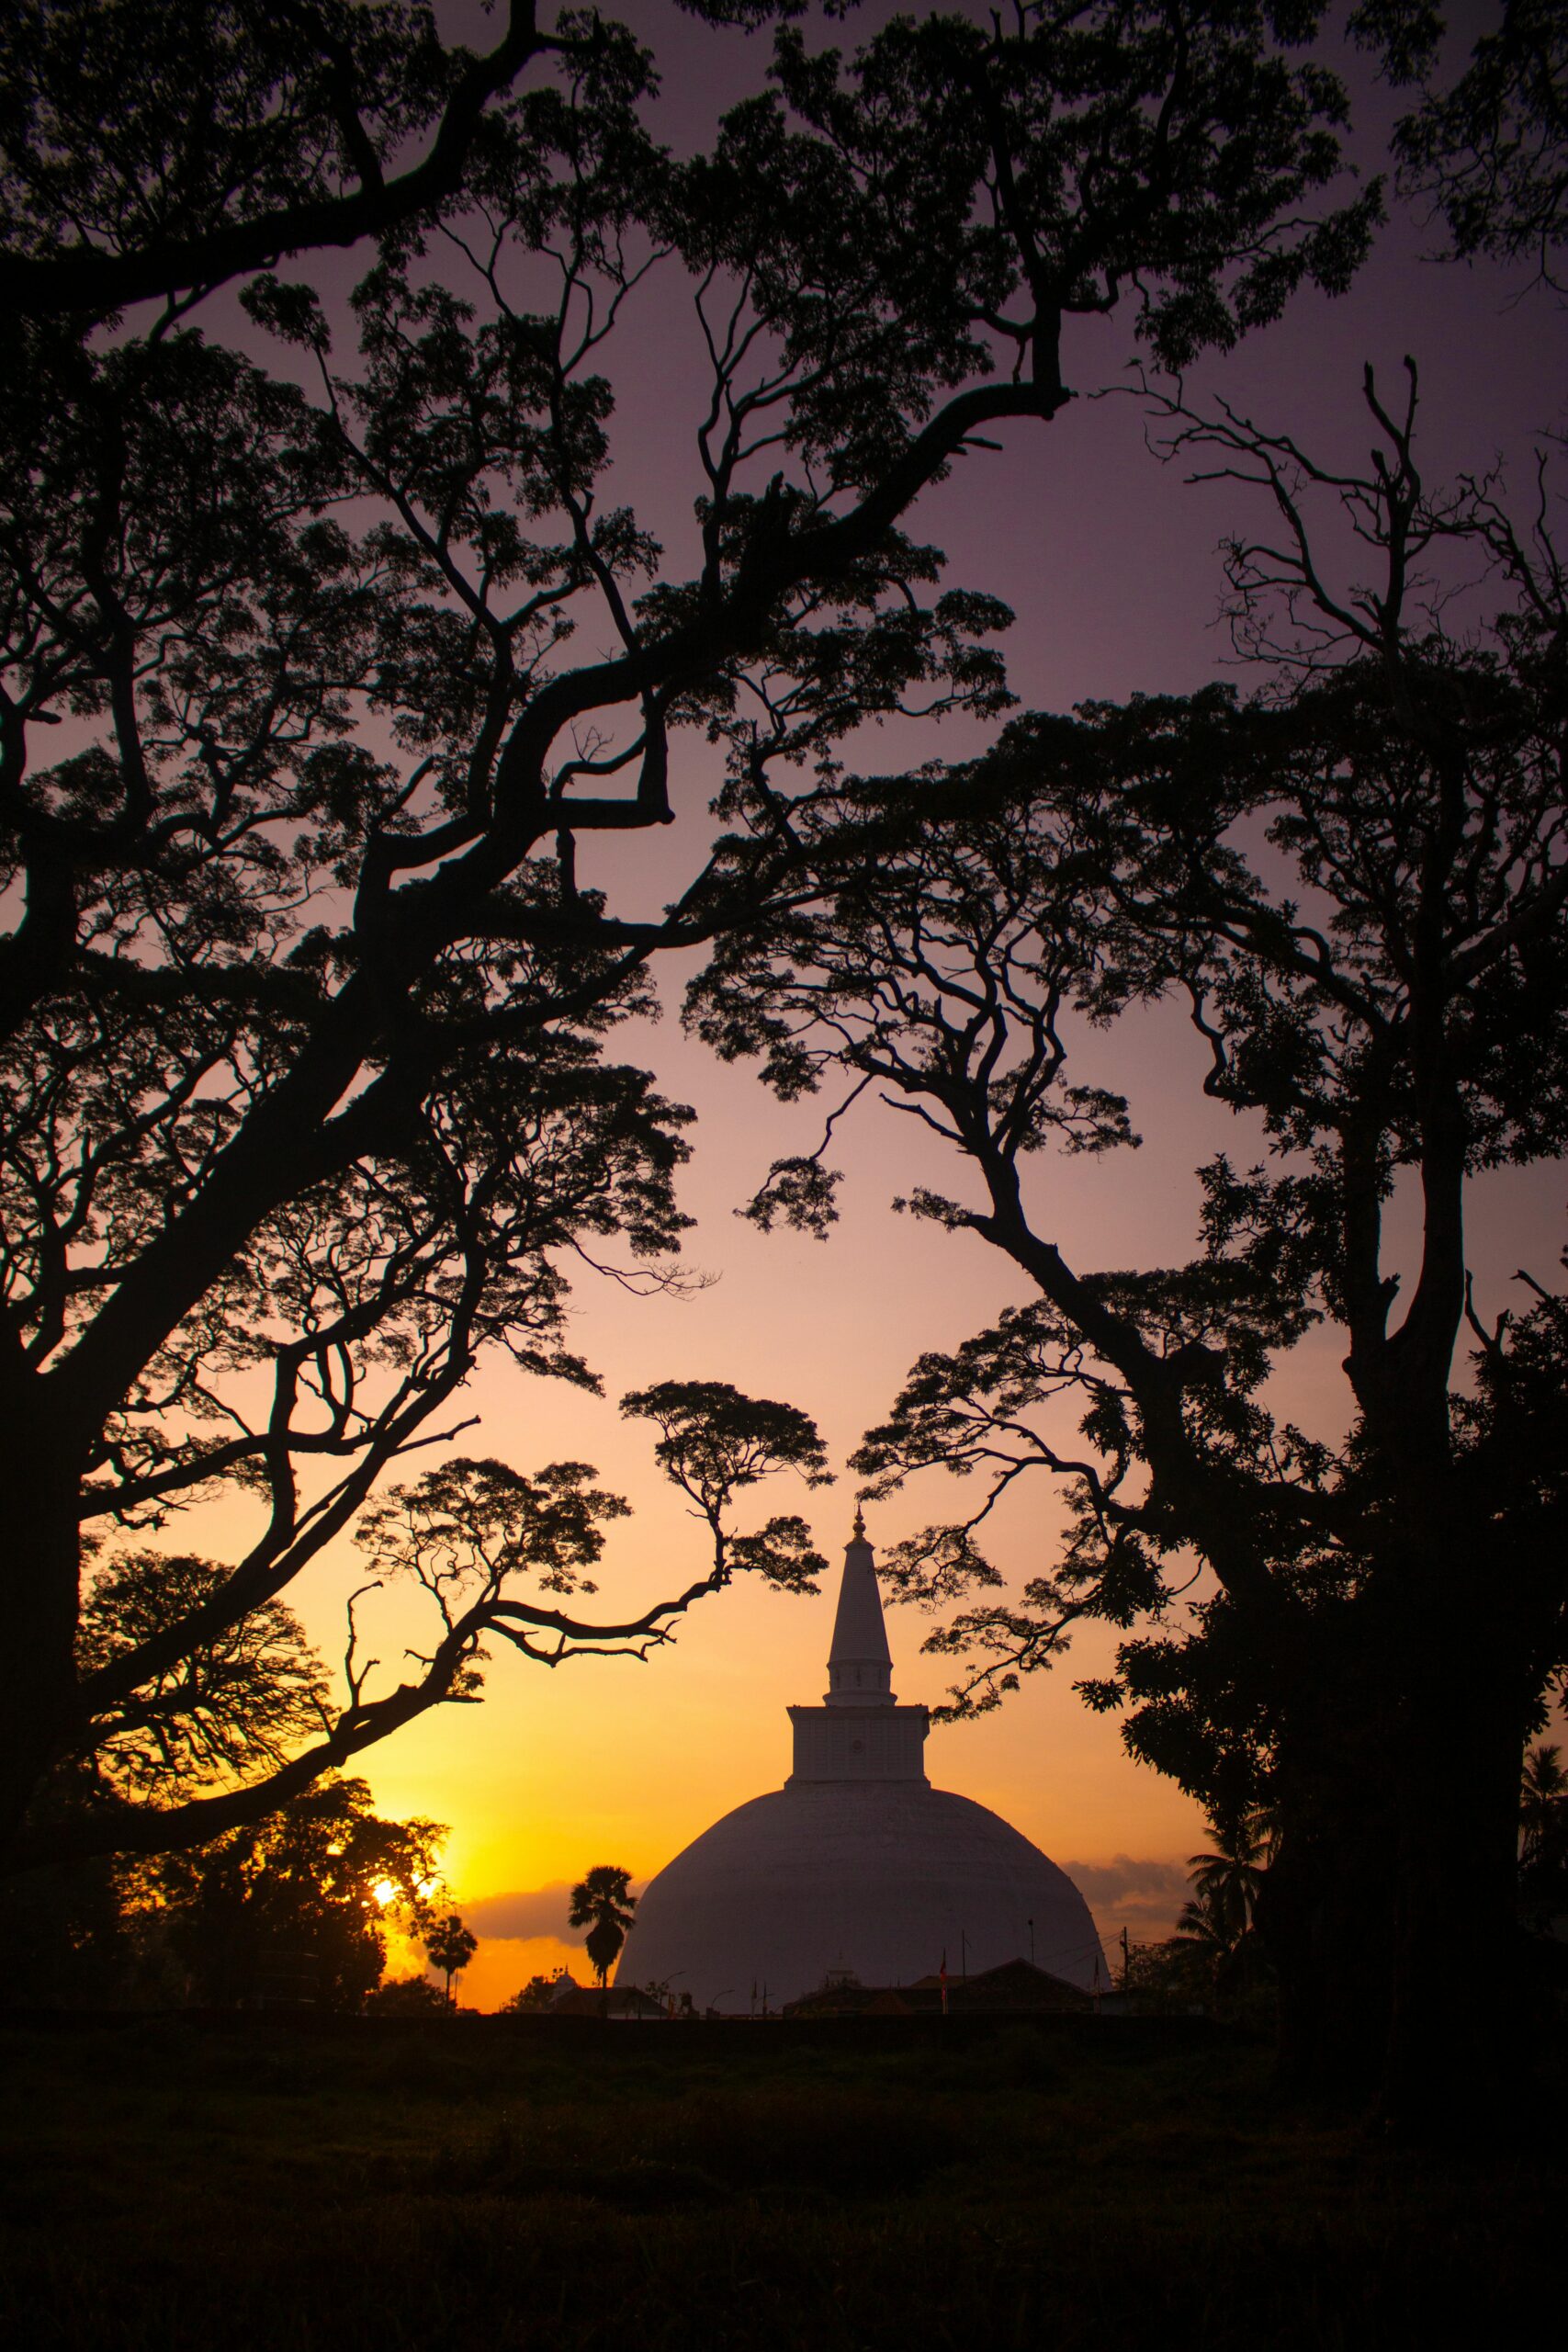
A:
[1, 2014, 1560, 2350]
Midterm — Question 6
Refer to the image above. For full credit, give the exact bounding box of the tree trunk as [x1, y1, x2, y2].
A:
[0, 1430, 84, 1860]
[1262, 1563, 1530, 2133]
[1379, 1646, 1528, 2134]
[1262, 1691, 1398, 2103]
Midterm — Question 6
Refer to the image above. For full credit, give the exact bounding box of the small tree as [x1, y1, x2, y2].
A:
[569, 1865, 637, 1988]
[423, 1912, 478, 2006]
[502, 1972, 575, 2015]
[1170, 1883, 1235, 1982]
[1519, 1743, 1568, 1933]
[1187, 1811, 1273, 1950]
[367, 1973, 449, 2016]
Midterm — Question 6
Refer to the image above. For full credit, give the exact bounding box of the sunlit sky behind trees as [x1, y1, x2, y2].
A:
[152, 0, 1564, 2007]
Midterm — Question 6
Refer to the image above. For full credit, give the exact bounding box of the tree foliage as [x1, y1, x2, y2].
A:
[1353, 0, 1568, 285]
[31, 1383, 831, 1875]
[1, 0, 750, 322]
[367, 1970, 450, 2013]
[1, 0, 1378, 1871]
[76, 1553, 332, 1805]
[621, 1379, 832, 1589]
[152, 1772, 445, 2009]
[423, 1908, 478, 1999]
[568, 1860, 637, 1985]
[3, 1553, 335, 2000]
[1519, 1740, 1568, 1932]
[690, 364, 1568, 2117]
[1186, 1808, 1272, 1943]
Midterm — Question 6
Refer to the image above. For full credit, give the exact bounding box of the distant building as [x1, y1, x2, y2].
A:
[547, 1984, 669, 2020]
[615, 1517, 1106, 2014]
[512, 1970, 671, 2019]
[784, 1956, 1094, 2018]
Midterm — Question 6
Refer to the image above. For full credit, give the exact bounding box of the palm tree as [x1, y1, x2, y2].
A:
[423, 1912, 477, 2006]
[1172, 1883, 1235, 1956]
[1166, 1883, 1235, 2009]
[1520, 1744, 1567, 1872]
[1520, 1744, 1568, 1932]
[1175, 1806, 1278, 2007]
[1187, 1807, 1274, 1947]
[568, 1865, 637, 1988]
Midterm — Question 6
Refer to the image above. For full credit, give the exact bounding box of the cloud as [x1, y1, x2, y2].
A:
[1062, 1855, 1190, 1906]
[461, 1885, 576, 1941]
[461, 1882, 646, 1941]
[1063, 1856, 1194, 1942]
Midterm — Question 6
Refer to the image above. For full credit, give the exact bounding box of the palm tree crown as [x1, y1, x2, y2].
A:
[1521, 1744, 1568, 1870]
[569, 1864, 637, 1988]
[1186, 1807, 1275, 1950]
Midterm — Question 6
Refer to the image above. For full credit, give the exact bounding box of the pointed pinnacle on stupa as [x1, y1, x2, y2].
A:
[852, 1502, 866, 1540]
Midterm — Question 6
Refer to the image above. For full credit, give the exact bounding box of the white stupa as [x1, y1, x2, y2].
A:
[615, 1514, 1106, 2011]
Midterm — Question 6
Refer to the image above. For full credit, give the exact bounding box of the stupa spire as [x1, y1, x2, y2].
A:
[786, 1512, 929, 1781]
[825, 1510, 894, 1708]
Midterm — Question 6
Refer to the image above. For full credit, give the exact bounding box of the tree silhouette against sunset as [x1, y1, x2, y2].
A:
[423, 1913, 479, 2006]
[569, 1866, 638, 1988]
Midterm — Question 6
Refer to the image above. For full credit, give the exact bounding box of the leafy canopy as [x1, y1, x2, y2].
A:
[687, 364, 1568, 1794]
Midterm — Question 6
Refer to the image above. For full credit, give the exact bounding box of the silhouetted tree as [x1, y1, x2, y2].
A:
[1519, 1741, 1568, 1932]
[1188, 1810, 1273, 1946]
[0, 1, 1381, 1877]
[502, 1970, 577, 2013]
[424, 1911, 478, 2004]
[366, 1972, 449, 2015]
[1353, 0, 1568, 285]
[74, 1555, 332, 1806]
[690, 368, 1568, 2124]
[1521, 1742, 1568, 1866]
[569, 1864, 637, 1986]
[0, 0, 649, 324]
[1170, 1883, 1235, 1982]
[1182, 1808, 1276, 2008]
[155, 1774, 444, 2009]
[2, 1557, 331, 2000]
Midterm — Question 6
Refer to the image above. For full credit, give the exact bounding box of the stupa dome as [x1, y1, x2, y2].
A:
[615, 1521, 1106, 2012]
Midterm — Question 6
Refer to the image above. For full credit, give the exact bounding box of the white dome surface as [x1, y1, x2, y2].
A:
[616, 1778, 1105, 2013]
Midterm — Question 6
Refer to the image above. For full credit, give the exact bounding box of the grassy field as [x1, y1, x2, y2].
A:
[1, 2016, 1560, 2350]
